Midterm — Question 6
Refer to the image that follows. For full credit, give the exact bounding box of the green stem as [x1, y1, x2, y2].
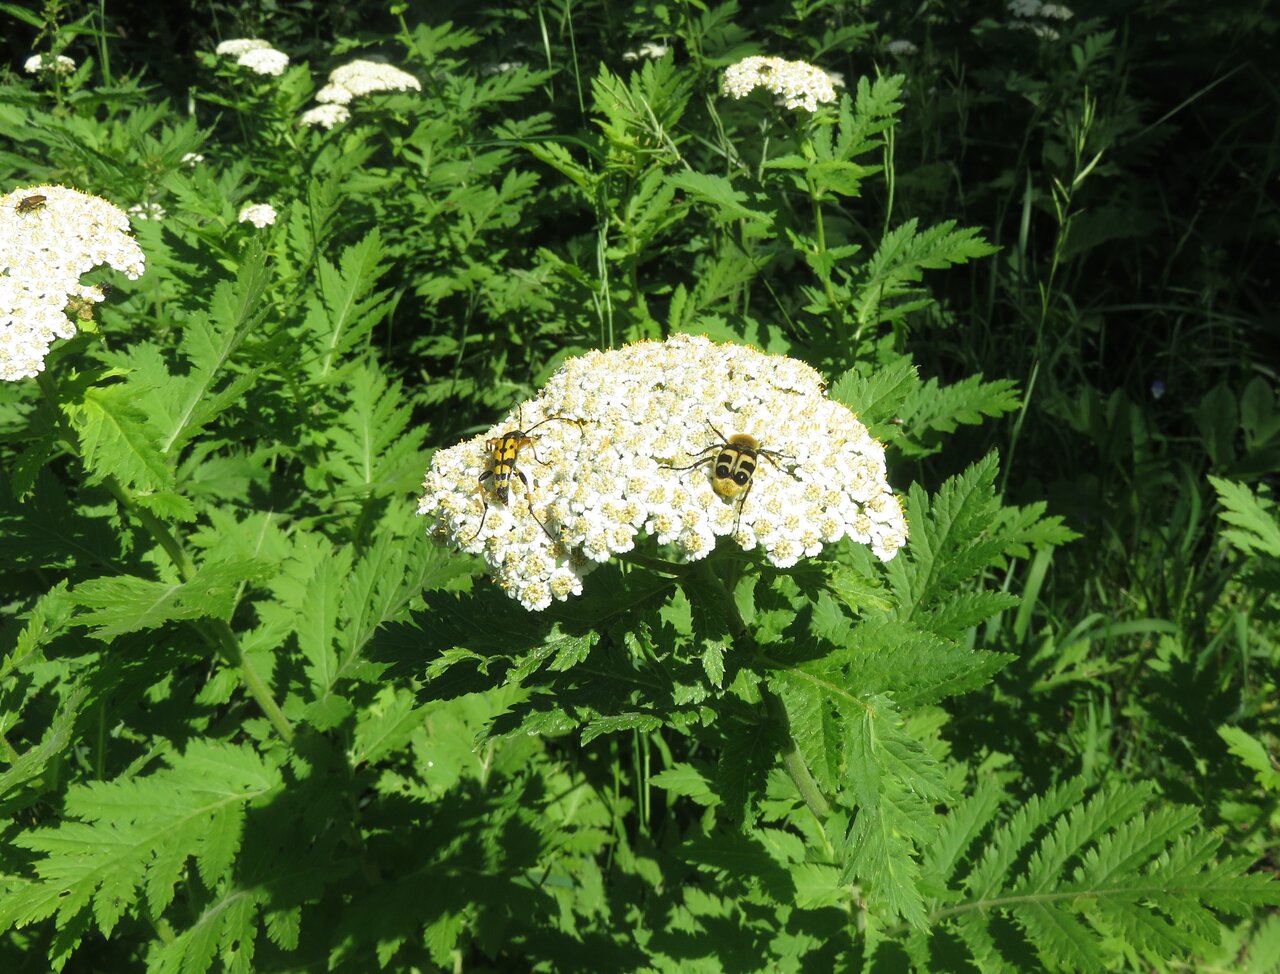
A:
[692, 560, 831, 821]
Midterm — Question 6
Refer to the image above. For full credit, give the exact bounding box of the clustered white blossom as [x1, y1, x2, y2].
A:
[1005, 0, 1073, 38]
[623, 41, 670, 62]
[300, 104, 351, 129]
[418, 335, 909, 611]
[237, 203, 277, 227]
[886, 39, 919, 56]
[181, 152, 205, 165]
[214, 38, 290, 76]
[326, 59, 421, 98]
[298, 58, 421, 130]
[481, 61, 527, 76]
[23, 53, 76, 76]
[126, 201, 166, 222]
[720, 55, 837, 113]
[1, 185, 145, 381]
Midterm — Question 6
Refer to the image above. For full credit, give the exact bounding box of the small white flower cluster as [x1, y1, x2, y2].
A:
[23, 53, 76, 76]
[237, 203, 277, 228]
[1006, 0, 1073, 39]
[886, 39, 919, 56]
[1, 185, 146, 381]
[127, 201, 166, 222]
[299, 58, 420, 129]
[721, 55, 837, 113]
[214, 38, 289, 76]
[300, 104, 351, 129]
[623, 42, 670, 62]
[418, 335, 908, 611]
[481, 61, 527, 76]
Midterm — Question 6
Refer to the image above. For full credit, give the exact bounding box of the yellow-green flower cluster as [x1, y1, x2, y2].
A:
[1, 185, 145, 381]
[418, 336, 908, 611]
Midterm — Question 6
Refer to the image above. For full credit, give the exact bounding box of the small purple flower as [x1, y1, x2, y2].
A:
[1150, 380, 1166, 400]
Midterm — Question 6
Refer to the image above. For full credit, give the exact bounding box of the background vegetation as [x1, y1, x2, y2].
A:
[1, 0, 1277, 971]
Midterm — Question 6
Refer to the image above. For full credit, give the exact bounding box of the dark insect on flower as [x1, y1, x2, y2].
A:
[667, 423, 794, 531]
[15, 194, 47, 214]
[467, 415, 581, 543]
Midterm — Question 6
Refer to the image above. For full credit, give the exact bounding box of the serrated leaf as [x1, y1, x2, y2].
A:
[72, 559, 272, 640]
[0, 741, 280, 944]
[71, 384, 173, 492]
[667, 171, 773, 225]
[1218, 725, 1280, 792]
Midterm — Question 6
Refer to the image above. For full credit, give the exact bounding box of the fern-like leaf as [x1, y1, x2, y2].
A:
[904, 779, 1280, 972]
[0, 742, 282, 968]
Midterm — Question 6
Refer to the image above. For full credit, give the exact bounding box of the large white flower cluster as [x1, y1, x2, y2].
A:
[214, 38, 289, 76]
[418, 335, 908, 610]
[299, 59, 420, 130]
[23, 53, 76, 76]
[326, 59, 421, 98]
[721, 55, 837, 112]
[0, 185, 145, 381]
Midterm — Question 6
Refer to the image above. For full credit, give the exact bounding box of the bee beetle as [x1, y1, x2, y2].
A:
[15, 194, 47, 214]
[667, 423, 793, 530]
[466, 414, 580, 543]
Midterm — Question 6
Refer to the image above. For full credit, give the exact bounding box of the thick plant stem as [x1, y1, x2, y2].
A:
[693, 560, 831, 820]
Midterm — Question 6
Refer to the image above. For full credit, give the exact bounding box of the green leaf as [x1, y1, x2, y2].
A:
[829, 360, 920, 436]
[667, 171, 773, 225]
[1218, 725, 1280, 792]
[72, 560, 272, 640]
[0, 741, 281, 953]
[71, 384, 173, 492]
[1211, 476, 1280, 558]
[0, 685, 87, 802]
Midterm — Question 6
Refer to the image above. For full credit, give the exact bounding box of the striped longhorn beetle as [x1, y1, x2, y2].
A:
[466, 414, 581, 543]
[666, 422, 794, 531]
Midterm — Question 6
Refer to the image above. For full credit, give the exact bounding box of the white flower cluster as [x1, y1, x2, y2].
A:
[1, 185, 145, 381]
[237, 203, 277, 228]
[623, 42, 670, 62]
[300, 104, 351, 129]
[299, 59, 420, 130]
[721, 55, 837, 113]
[23, 53, 76, 76]
[418, 335, 908, 611]
[886, 39, 919, 56]
[327, 59, 421, 98]
[1006, 0, 1073, 39]
[214, 38, 289, 76]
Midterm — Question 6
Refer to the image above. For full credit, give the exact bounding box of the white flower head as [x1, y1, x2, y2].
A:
[237, 47, 289, 76]
[1008, 19, 1061, 39]
[1039, 3, 1074, 19]
[181, 152, 205, 166]
[300, 104, 351, 129]
[237, 203, 277, 228]
[623, 41, 670, 62]
[24, 53, 76, 75]
[126, 201, 167, 222]
[327, 59, 421, 98]
[215, 38, 273, 57]
[481, 61, 527, 75]
[886, 39, 919, 56]
[418, 335, 908, 611]
[721, 55, 837, 113]
[315, 83, 354, 105]
[1, 185, 146, 381]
